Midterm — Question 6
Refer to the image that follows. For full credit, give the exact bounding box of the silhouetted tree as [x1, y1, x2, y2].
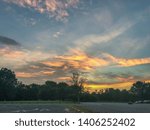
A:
[58, 82, 69, 101]
[71, 72, 85, 103]
[39, 81, 58, 100]
[0, 68, 17, 100]
[1, 67, 149, 102]
[26, 84, 40, 100]
[15, 82, 27, 100]
[144, 82, 150, 100]
[130, 81, 145, 101]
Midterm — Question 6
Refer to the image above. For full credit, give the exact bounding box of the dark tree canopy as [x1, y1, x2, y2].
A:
[0, 68, 150, 102]
[130, 81, 150, 101]
[70, 72, 86, 103]
[0, 68, 17, 100]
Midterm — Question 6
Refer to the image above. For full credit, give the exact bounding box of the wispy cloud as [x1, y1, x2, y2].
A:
[74, 22, 133, 50]
[42, 49, 109, 72]
[102, 53, 150, 67]
[3, 0, 79, 21]
[1, 45, 149, 87]
[16, 71, 54, 78]
[56, 76, 71, 81]
[117, 58, 150, 67]
[53, 31, 63, 38]
[1, 44, 149, 78]
[0, 46, 54, 68]
[42, 61, 64, 67]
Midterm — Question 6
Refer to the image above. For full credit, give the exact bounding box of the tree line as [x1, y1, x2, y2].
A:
[0, 68, 150, 102]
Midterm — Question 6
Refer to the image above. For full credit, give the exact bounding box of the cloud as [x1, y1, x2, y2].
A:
[74, 22, 133, 50]
[93, 9, 113, 29]
[0, 46, 54, 68]
[41, 49, 109, 72]
[53, 31, 63, 38]
[56, 76, 71, 81]
[100, 72, 149, 83]
[1, 44, 149, 86]
[102, 53, 150, 67]
[42, 61, 64, 67]
[117, 58, 150, 67]
[0, 36, 20, 46]
[3, 0, 79, 21]
[85, 70, 150, 90]
[11, 48, 150, 80]
[85, 78, 150, 91]
[16, 71, 54, 78]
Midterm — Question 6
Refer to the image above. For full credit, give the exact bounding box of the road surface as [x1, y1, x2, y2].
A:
[79, 102, 150, 113]
[0, 103, 71, 113]
[0, 102, 150, 113]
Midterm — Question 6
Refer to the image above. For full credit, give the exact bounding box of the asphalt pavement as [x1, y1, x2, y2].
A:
[79, 102, 150, 113]
[0, 102, 150, 113]
[0, 103, 71, 113]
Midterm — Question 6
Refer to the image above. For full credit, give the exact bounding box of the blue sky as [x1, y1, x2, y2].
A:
[0, 0, 150, 90]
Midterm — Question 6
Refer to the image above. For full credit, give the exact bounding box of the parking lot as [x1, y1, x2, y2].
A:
[0, 102, 150, 113]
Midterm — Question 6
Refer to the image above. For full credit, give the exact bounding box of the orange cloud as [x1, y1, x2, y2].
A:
[0, 47, 53, 68]
[42, 61, 64, 67]
[102, 53, 150, 67]
[41, 71, 55, 75]
[0, 47, 24, 58]
[56, 76, 71, 81]
[3, 50, 25, 59]
[30, 65, 40, 69]
[16, 71, 54, 78]
[55, 50, 109, 71]
[117, 58, 150, 67]
[40, 50, 150, 73]
[1, 45, 149, 88]
[16, 72, 36, 78]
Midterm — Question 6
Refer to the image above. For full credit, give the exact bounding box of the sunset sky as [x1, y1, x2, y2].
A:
[0, 0, 150, 90]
